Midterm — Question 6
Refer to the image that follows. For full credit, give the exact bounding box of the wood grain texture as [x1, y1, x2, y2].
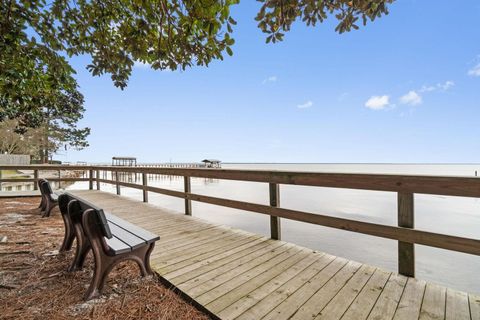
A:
[64, 190, 476, 320]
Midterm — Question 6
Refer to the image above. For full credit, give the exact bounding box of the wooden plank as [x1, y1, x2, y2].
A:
[159, 235, 264, 276]
[269, 182, 281, 240]
[141, 188, 480, 256]
[148, 222, 220, 240]
[419, 283, 446, 320]
[392, 278, 426, 320]
[470, 294, 480, 320]
[16, 163, 480, 198]
[315, 264, 376, 320]
[184, 176, 192, 216]
[287, 261, 362, 320]
[106, 213, 159, 242]
[155, 239, 275, 279]
[89, 169, 93, 190]
[398, 192, 415, 277]
[446, 289, 471, 320]
[105, 236, 131, 254]
[51, 190, 475, 320]
[216, 253, 333, 320]
[237, 257, 346, 320]
[178, 242, 292, 294]
[108, 223, 146, 250]
[155, 228, 237, 258]
[142, 172, 148, 202]
[237, 256, 345, 320]
[196, 246, 305, 305]
[156, 229, 249, 260]
[70, 190, 480, 257]
[342, 269, 392, 320]
[367, 274, 408, 320]
[96, 169, 100, 190]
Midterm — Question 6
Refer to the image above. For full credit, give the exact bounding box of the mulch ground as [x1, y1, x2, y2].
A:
[0, 197, 211, 320]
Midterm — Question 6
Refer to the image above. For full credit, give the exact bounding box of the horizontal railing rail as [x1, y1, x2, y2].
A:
[1, 164, 480, 277]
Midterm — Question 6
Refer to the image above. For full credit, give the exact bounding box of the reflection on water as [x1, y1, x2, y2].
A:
[66, 164, 480, 293]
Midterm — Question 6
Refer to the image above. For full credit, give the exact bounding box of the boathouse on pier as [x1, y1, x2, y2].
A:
[112, 157, 137, 167]
[202, 159, 221, 168]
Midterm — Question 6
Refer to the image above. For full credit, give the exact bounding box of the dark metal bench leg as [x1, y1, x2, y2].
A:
[68, 223, 91, 272]
[82, 209, 157, 301]
[143, 243, 155, 275]
[38, 196, 45, 209]
[84, 244, 155, 301]
[43, 201, 58, 217]
[41, 199, 51, 218]
[59, 213, 75, 252]
[40, 196, 47, 214]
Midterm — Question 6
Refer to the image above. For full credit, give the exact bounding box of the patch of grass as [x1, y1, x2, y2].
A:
[0, 170, 19, 175]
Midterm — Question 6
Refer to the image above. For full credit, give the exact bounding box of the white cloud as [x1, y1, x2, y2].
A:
[364, 95, 390, 110]
[297, 100, 313, 109]
[439, 80, 455, 90]
[400, 90, 422, 106]
[419, 85, 436, 92]
[468, 63, 480, 77]
[262, 76, 278, 84]
[419, 80, 455, 92]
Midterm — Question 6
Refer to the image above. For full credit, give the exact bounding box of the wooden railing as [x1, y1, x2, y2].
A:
[2, 164, 480, 278]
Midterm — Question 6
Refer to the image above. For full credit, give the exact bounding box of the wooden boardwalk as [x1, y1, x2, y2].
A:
[68, 190, 480, 320]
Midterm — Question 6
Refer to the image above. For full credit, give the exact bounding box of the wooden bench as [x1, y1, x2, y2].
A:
[38, 179, 59, 217]
[58, 192, 160, 300]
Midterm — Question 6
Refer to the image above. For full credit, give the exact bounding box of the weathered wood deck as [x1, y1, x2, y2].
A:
[68, 190, 480, 320]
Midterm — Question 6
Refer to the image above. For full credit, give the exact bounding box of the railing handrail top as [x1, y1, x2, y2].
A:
[2, 164, 480, 197]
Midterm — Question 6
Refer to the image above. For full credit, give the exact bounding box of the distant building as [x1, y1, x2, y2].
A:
[112, 157, 137, 166]
[0, 154, 30, 165]
[202, 159, 221, 168]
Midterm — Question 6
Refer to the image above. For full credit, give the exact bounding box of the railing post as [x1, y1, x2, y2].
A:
[115, 171, 120, 195]
[89, 169, 93, 190]
[142, 172, 148, 203]
[398, 192, 415, 277]
[269, 183, 281, 240]
[33, 170, 39, 190]
[96, 170, 100, 190]
[184, 176, 192, 216]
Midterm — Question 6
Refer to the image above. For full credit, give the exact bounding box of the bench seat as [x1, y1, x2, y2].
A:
[105, 213, 159, 254]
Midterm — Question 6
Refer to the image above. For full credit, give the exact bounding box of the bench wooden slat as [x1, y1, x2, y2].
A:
[108, 223, 146, 250]
[105, 235, 131, 254]
[105, 213, 159, 243]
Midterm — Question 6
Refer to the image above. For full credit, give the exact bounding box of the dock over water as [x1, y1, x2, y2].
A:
[68, 190, 480, 320]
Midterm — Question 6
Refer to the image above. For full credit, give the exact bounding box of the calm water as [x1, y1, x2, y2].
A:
[69, 163, 480, 293]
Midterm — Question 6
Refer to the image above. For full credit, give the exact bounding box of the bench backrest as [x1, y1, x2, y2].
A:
[58, 193, 71, 216]
[40, 179, 54, 195]
[37, 178, 47, 193]
[64, 192, 112, 239]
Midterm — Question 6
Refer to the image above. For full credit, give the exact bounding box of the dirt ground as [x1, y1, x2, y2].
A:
[0, 197, 211, 320]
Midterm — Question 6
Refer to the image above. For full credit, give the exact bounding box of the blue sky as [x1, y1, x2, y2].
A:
[62, 1, 480, 164]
